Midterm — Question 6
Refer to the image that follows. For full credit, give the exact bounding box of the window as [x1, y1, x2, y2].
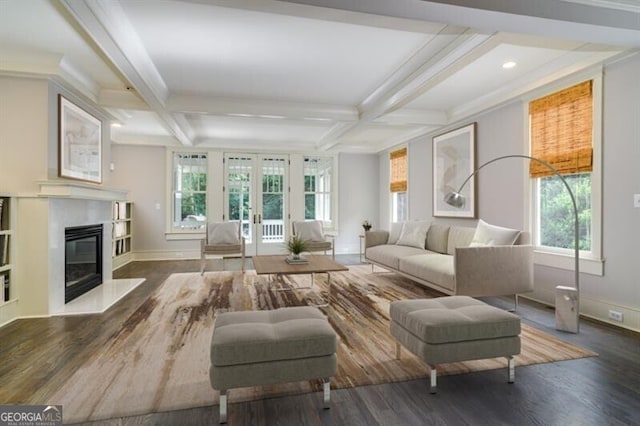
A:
[304, 156, 333, 224]
[529, 79, 601, 265]
[390, 147, 408, 222]
[172, 152, 207, 230]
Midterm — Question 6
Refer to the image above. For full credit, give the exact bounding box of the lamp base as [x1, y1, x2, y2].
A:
[555, 285, 579, 333]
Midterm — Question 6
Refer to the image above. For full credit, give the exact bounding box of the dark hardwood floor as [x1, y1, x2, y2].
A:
[1, 256, 638, 425]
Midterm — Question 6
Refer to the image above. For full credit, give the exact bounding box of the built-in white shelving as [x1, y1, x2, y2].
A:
[112, 201, 132, 270]
[0, 195, 15, 304]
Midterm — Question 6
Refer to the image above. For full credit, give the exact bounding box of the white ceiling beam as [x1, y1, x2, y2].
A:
[194, 136, 318, 152]
[176, 0, 446, 34]
[168, 95, 358, 122]
[359, 29, 494, 121]
[99, 89, 148, 110]
[60, 0, 193, 145]
[373, 109, 448, 126]
[111, 134, 182, 146]
[279, 0, 640, 47]
[318, 27, 495, 151]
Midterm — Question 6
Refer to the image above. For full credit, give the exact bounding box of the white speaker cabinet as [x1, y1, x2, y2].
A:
[555, 285, 579, 333]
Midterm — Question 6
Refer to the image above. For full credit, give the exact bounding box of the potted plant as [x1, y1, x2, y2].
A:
[362, 220, 372, 232]
[286, 235, 307, 260]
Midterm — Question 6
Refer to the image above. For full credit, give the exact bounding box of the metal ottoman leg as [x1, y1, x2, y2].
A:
[219, 391, 228, 423]
[507, 356, 515, 383]
[429, 365, 437, 394]
[323, 379, 331, 409]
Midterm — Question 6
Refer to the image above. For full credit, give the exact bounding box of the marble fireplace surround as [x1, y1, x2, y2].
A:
[22, 182, 144, 316]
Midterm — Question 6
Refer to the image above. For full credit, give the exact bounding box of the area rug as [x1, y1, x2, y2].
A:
[51, 265, 597, 423]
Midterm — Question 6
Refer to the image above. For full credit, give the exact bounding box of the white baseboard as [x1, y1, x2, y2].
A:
[132, 249, 201, 261]
[521, 290, 639, 333]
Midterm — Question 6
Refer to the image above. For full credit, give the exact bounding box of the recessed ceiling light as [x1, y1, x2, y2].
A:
[111, 122, 122, 128]
[502, 61, 517, 69]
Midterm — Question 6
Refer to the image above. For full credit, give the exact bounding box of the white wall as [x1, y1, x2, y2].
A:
[379, 53, 640, 331]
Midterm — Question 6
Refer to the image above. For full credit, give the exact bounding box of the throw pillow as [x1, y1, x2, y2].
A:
[396, 221, 430, 249]
[208, 222, 240, 245]
[426, 224, 450, 254]
[469, 219, 521, 247]
[388, 222, 404, 244]
[294, 220, 325, 242]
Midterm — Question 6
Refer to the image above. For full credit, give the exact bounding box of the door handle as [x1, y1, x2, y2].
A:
[258, 214, 262, 224]
[253, 214, 256, 224]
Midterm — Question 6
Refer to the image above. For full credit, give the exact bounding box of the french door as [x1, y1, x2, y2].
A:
[224, 153, 289, 256]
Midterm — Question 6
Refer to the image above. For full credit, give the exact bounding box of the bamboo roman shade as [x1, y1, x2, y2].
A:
[529, 80, 593, 178]
[389, 147, 407, 192]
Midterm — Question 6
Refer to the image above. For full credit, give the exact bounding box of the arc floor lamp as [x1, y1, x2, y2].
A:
[444, 154, 580, 333]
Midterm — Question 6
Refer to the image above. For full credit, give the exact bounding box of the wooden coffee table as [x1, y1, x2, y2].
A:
[252, 255, 348, 306]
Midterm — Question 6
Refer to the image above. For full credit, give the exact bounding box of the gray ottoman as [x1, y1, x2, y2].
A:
[210, 306, 337, 423]
[390, 296, 521, 393]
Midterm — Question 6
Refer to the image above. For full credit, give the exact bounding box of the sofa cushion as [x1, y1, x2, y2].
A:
[366, 245, 427, 270]
[446, 226, 476, 255]
[470, 219, 521, 247]
[426, 224, 450, 254]
[389, 296, 521, 344]
[399, 254, 455, 291]
[211, 307, 336, 366]
[396, 220, 430, 249]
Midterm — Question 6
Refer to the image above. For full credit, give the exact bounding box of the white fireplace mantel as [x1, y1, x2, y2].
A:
[37, 180, 128, 201]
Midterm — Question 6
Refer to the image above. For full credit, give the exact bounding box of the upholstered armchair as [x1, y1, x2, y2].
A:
[291, 220, 335, 259]
[201, 221, 245, 275]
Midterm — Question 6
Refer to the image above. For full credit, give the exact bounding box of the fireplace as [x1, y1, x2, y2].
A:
[65, 224, 103, 303]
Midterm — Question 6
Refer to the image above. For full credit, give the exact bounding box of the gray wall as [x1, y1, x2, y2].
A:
[110, 144, 195, 256]
[0, 77, 49, 193]
[379, 53, 640, 330]
[337, 153, 379, 253]
[110, 146, 380, 257]
[0, 76, 113, 193]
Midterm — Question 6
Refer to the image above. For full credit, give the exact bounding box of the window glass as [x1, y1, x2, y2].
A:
[392, 192, 408, 223]
[537, 173, 591, 251]
[304, 156, 333, 223]
[390, 147, 408, 223]
[172, 153, 207, 230]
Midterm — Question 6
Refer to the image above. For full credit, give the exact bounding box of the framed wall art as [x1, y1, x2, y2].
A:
[59, 95, 102, 183]
[432, 122, 477, 218]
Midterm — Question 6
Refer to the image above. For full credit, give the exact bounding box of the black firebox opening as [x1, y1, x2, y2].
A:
[65, 224, 103, 303]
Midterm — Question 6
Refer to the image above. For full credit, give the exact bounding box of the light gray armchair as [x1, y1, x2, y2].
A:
[291, 220, 335, 259]
[201, 221, 245, 275]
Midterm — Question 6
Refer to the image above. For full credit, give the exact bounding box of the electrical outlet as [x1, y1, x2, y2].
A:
[608, 310, 623, 322]
[634, 194, 640, 208]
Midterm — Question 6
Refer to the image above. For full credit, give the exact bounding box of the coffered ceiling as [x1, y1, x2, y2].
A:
[1, 0, 638, 153]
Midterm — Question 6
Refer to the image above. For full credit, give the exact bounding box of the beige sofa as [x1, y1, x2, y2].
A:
[365, 222, 533, 298]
